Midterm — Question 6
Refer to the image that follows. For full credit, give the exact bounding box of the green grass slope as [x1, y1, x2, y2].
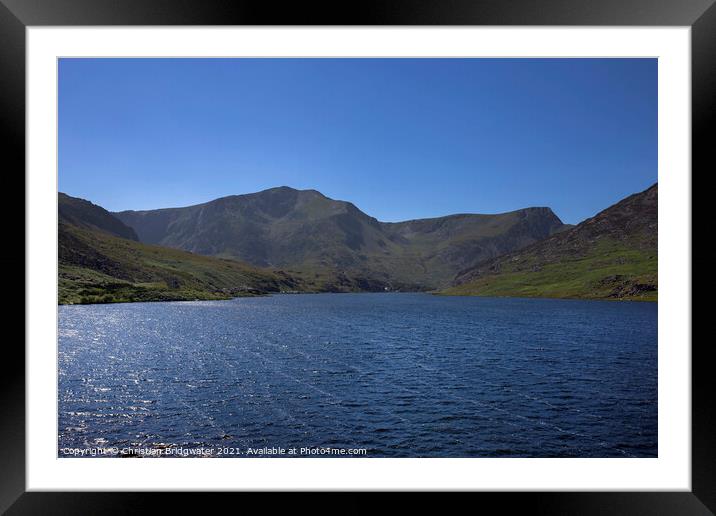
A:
[59, 223, 306, 304]
[442, 238, 657, 301]
[440, 184, 658, 301]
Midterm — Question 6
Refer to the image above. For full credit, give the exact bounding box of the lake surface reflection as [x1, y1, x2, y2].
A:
[58, 293, 657, 457]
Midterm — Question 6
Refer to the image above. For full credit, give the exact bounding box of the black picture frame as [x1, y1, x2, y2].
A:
[1, 0, 709, 512]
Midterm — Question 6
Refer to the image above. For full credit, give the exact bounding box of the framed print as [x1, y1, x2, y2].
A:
[2, 0, 711, 512]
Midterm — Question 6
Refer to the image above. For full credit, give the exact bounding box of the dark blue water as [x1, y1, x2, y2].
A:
[58, 293, 657, 458]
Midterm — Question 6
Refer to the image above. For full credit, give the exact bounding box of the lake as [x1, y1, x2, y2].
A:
[58, 293, 657, 458]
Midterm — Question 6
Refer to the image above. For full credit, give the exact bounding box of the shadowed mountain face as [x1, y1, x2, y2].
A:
[442, 183, 657, 300]
[115, 186, 568, 290]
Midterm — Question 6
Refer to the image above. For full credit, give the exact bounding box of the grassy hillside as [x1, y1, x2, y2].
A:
[440, 184, 658, 301]
[442, 238, 657, 301]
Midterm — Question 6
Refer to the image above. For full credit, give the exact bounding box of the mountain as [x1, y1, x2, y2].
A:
[440, 184, 657, 301]
[114, 186, 568, 290]
[59, 192, 139, 241]
[58, 193, 306, 304]
[381, 208, 571, 288]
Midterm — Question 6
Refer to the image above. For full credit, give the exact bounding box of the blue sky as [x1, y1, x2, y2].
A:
[59, 58, 656, 224]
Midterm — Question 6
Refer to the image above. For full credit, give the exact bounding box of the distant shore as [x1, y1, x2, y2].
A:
[59, 289, 656, 306]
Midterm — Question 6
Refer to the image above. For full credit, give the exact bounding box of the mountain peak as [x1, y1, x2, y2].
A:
[259, 185, 323, 195]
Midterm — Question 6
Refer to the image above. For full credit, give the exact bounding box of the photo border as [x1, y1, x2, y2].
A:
[3, 0, 710, 511]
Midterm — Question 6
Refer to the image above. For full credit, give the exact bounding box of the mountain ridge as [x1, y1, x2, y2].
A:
[114, 186, 568, 289]
[117, 186, 562, 226]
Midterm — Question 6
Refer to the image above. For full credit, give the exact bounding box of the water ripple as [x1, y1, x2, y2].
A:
[58, 293, 657, 458]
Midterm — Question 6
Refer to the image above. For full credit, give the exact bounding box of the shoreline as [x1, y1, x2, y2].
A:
[59, 289, 657, 306]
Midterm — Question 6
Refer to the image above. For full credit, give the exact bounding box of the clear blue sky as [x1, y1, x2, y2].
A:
[59, 58, 656, 224]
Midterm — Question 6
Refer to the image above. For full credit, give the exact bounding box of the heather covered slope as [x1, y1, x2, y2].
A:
[58, 193, 306, 304]
[115, 186, 568, 290]
[440, 184, 658, 301]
